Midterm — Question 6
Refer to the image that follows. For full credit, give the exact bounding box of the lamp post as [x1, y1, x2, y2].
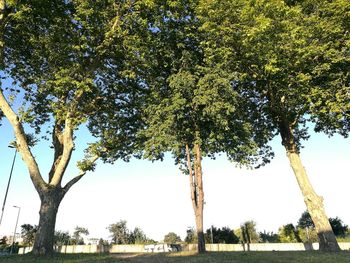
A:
[0, 142, 17, 228]
[11, 205, 21, 254]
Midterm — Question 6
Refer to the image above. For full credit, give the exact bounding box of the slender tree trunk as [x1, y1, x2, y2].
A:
[32, 188, 64, 255]
[185, 143, 206, 253]
[286, 152, 340, 252]
[279, 121, 340, 252]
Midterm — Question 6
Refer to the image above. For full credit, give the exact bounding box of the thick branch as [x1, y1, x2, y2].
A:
[49, 90, 85, 185]
[49, 115, 74, 186]
[62, 155, 99, 193]
[48, 122, 64, 182]
[0, 90, 46, 191]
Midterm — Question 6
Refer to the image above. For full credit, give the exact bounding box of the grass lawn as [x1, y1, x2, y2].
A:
[0, 251, 350, 263]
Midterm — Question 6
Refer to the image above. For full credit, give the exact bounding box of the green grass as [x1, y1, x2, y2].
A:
[1, 251, 350, 263]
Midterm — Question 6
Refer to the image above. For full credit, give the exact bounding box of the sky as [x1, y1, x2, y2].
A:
[0, 114, 349, 242]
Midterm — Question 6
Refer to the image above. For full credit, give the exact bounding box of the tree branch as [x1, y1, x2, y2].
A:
[48, 121, 64, 182]
[0, 89, 47, 191]
[62, 155, 99, 193]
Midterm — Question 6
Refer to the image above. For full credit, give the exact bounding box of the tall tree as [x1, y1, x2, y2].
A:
[0, 0, 146, 254]
[198, 0, 341, 251]
[141, 0, 272, 253]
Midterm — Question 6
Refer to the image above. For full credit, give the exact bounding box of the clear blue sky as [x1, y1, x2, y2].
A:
[0, 108, 349, 242]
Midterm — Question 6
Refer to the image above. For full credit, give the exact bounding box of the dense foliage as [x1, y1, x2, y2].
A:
[0, 0, 348, 254]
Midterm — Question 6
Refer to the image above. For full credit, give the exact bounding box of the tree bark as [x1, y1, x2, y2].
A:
[279, 122, 340, 252]
[185, 143, 206, 253]
[32, 187, 64, 255]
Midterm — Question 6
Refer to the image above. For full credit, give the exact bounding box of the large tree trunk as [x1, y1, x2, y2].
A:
[286, 152, 340, 252]
[279, 121, 340, 252]
[186, 143, 206, 253]
[33, 188, 64, 255]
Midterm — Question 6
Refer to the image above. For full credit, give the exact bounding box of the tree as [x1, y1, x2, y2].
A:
[185, 227, 198, 244]
[108, 220, 130, 245]
[198, 0, 341, 251]
[0, 236, 7, 245]
[278, 224, 301, 243]
[297, 211, 315, 229]
[54, 230, 71, 246]
[98, 238, 109, 247]
[0, 0, 146, 255]
[298, 211, 349, 238]
[72, 226, 89, 245]
[21, 224, 37, 246]
[130, 227, 149, 245]
[140, 0, 272, 253]
[163, 232, 182, 244]
[107, 220, 151, 245]
[205, 226, 239, 244]
[329, 217, 348, 238]
[259, 231, 279, 243]
[239, 221, 260, 244]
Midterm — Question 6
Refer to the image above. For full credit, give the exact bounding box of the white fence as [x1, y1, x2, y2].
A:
[18, 242, 350, 254]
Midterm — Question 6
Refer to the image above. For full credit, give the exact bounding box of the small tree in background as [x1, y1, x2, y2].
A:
[205, 226, 239, 244]
[297, 211, 315, 229]
[239, 221, 260, 244]
[0, 236, 8, 246]
[54, 231, 71, 246]
[130, 227, 149, 244]
[72, 227, 89, 245]
[21, 224, 38, 246]
[259, 231, 279, 243]
[329, 217, 348, 238]
[108, 220, 152, 245]
[163, 232, 182, 244]
[278, 224, 301, 243]
[185, 227, 198, 244]
[108, 220, 130, 245]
